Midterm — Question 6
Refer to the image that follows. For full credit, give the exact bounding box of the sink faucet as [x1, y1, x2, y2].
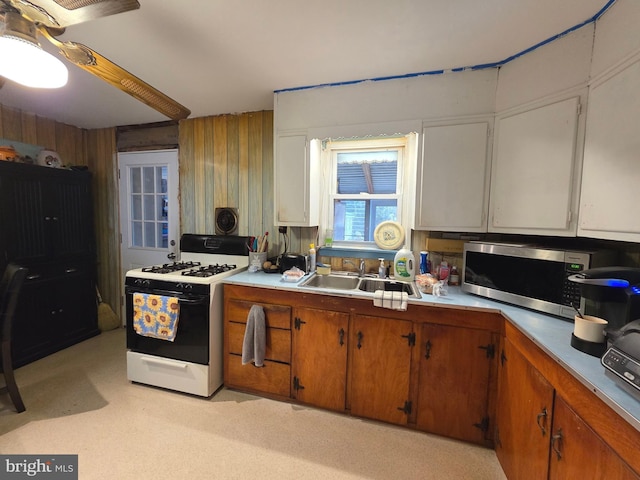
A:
[343, 258, 366, 276]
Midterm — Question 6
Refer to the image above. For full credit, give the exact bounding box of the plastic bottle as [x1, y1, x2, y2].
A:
[449, 265, 460, 286]
[378, 258, 386, 279]
[309, 243, 316, 273]
[419, 251, 430, 274]
[393, 248, 415, 281]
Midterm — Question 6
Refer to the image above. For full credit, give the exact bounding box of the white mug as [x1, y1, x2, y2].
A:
[574, 315, 608, 343]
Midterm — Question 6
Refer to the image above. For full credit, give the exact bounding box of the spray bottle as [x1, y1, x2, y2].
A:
[309, 243, 316, 273]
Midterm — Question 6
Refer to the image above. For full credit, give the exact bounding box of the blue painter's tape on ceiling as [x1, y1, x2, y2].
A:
[274, 0, 617, 94]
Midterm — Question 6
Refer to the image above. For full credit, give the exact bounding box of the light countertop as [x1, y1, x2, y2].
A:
[224, 270, 640, 432]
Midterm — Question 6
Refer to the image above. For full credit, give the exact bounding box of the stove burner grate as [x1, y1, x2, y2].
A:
[141, 261, 201, 274]
[181, 263, 238, 277]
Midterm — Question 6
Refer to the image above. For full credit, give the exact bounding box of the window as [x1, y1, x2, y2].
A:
[320, 135, 417, 248]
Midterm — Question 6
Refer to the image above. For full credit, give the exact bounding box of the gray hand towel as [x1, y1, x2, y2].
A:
[242, 305, 266, 367]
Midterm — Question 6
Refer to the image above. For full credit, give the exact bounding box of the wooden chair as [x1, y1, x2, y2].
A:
[0, 263, 28, 413]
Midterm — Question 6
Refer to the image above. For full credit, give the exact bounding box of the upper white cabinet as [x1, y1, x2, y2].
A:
[489, 96, 583, 236]
[579, 58, 640, 242]
[274, 133, 319, 226]
[416, 121, 491, 232]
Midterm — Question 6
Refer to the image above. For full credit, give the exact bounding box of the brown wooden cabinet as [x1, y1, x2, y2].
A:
[495, 338, 555, 480]
[291, 307, 349, 411]
[416, 323, 497, 445]
[496, 335, 640, 480]
[350, 314, 414, 425]
[549, 396, 639, 479]
[224, 295, 292, 398]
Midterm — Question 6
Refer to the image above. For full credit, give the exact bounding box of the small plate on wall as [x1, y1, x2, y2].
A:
[374, 221, 405, 250]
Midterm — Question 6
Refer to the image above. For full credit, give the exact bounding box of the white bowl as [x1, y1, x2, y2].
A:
[574, 314, 608, 343]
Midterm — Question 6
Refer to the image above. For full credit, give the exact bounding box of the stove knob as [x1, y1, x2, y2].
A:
[185, 283, 193, 289]
[176, 283, 183, 289]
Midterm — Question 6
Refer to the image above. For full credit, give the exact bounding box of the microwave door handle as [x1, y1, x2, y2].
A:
[567, 274, 630, 288]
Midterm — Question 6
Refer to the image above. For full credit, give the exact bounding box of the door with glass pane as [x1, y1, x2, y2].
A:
[118, 149, 179, 276]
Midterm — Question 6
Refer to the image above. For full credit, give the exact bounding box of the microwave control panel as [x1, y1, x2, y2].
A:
[562, 262, 586, 306]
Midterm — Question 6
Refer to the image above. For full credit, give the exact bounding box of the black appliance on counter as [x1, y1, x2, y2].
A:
[602, 320, 640, 401]
[569, 267, 640, 400]
[279, 253, 309, 274]
[568, 267, 640, 331]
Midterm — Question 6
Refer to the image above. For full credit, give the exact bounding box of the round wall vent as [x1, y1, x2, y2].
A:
[215, 207, 239, 235]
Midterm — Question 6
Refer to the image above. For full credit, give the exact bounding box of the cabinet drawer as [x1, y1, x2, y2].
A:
[226, 353, 290, 397]
[226, 299, 291, 329]
[227, 321, 291, 363]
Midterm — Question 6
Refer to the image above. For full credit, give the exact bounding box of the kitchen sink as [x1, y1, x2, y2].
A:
[358, 278, 421, 298]
[300, 274, 361, 290]
[300, 274, 421, 298]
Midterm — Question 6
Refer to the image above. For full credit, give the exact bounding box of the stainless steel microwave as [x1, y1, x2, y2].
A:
[462, 242, 615, 319]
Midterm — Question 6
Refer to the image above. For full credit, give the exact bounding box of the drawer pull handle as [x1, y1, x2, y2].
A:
[356, 331, 363, 349]
[338, 328, 345, 346]
[142, 356, 189, 369]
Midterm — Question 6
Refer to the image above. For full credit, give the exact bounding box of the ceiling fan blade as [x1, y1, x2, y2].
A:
[6, 0, 139, 28]
[39, 26, 191, 121]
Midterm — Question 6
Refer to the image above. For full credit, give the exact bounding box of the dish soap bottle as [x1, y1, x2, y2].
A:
[309, 243, 316, 273]
[378, 258, 386, 279]
[393, 248, 415, 281]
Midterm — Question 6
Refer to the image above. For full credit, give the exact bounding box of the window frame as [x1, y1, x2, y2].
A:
[320, 135, 416, 249]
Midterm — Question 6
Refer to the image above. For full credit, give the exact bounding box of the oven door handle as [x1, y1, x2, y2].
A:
[178, 297, 209, 305]
[126, 286, 209, 305]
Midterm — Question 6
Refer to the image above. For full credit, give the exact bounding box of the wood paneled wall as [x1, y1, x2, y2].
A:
[178, 111, 280, 256]
[0, 104, 86, 166]
[85, 128, 119, 314]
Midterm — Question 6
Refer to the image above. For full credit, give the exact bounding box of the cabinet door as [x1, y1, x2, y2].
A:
[11, 272, 55, 368]
[3, 175, 49, 262]
[549, 396, 640, 480]
[490, 96, 581, 235]
[495, 338, 555, 480]
[350, 315, 413, 425]
[579, 59, 640, 242]
[416, 122, 490, 232]
[416, 324, 494, 445]
[292, 307, 349, 412]
[275, 134, 319, 226]
[55, 262, 98, 342]
[50, 176, 94, 258]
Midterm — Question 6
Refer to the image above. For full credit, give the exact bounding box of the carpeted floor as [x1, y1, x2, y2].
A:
[0, 328, 507, 479]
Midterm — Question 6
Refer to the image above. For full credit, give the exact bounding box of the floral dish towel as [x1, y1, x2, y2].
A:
[133, 293, 180, 341]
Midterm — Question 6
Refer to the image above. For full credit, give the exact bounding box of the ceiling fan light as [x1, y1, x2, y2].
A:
[0, 11, 68, 89]
[0, 35, 68, 88]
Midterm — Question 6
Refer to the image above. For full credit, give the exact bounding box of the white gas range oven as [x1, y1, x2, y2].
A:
[125, 234, 249, 396]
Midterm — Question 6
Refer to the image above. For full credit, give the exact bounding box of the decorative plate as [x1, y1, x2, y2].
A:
[374, 221, 405, 250]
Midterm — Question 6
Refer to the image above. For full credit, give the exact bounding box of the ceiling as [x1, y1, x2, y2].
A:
[0, 0, 612, 130]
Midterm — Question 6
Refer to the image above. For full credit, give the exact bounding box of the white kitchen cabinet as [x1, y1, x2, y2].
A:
[416, 121, 491, 232]
[489, 95, 583, 236]
[274, 133, 319, 226]
[578, 57, 640, 242]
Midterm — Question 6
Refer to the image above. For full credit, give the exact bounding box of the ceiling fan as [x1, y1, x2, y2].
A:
[0, 0, 190, 120]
